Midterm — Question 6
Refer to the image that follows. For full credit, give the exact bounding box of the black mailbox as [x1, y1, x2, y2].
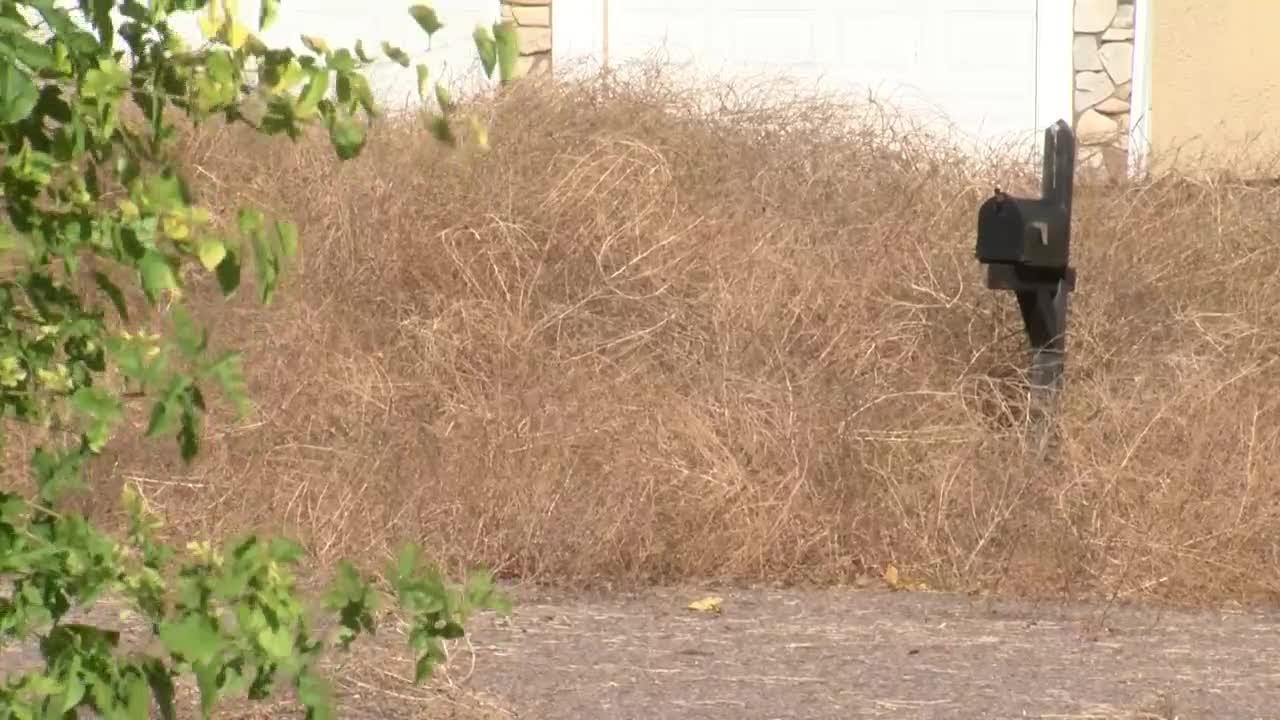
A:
[976, 192, 1070, 268]
[976, 118, 1075, 271]
[974, 119, 1078, 401]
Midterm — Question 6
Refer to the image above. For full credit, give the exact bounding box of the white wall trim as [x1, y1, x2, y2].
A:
[1035, 0, 1075, 134]
[1128, 0, 1154, 178]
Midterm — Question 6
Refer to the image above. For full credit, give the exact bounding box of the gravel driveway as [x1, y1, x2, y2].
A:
[454, 586, 1280, 720]
[5, 585, 1280, 719]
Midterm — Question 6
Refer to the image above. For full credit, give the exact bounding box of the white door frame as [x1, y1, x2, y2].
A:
[1128, 0, 1154, 178]
[554, 0, 1076, 143]
[1034, 0, 1075, 134]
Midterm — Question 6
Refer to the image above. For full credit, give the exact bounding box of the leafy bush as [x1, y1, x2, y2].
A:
[0, 1, 518, 717]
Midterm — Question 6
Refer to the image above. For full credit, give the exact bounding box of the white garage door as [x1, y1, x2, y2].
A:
[555, 0, 1072, 153]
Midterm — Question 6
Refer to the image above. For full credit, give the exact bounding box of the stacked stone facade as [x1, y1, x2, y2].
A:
[500, 0, 552, 77]
[1073, 0, 1136, 180]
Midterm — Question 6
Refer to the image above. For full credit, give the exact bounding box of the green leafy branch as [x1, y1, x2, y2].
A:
[0, 1, 521, 718]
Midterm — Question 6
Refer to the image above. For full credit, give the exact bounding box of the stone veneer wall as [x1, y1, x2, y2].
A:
[501, 0, 552, 76]
[1073, 0, 1135, 180]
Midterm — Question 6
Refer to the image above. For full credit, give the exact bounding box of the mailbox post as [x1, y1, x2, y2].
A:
[975, 119, 1077, 399]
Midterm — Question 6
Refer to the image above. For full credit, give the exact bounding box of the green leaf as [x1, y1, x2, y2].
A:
[296, 67, 329, 118]
[194, 661, 221, 719]
[89, 0, 115, 50]
[494, 21, 520, 85]
[138, 251, 177, 304]
[204, 352, 249, 418]
[146, 399, 175, 439]
[178, 394, 202, 462]
[328, 113, 365, 160]
[122, 670, 151, 720]
[198, 237, 227, 271]
[31, 446, 86, 503]
[259, 0, 279, 31]
[300, 34, 329, 56]
[70, 387, 122, 424]
[59, 673, 86, 713]
[409, 4, 444, 36]
[143, 659, 178, 720]
[237, 208, 264, 236]
[297, 670, 333, 720]
[381, 42, 410, 68]
[438, 620, 465, 639]
[473, 25, 496, 78]
[325, 561, 379, 648]
[434, 82, 452, 112]
[416, 64, 430, 101]
[0, 57, 37, 123]
[239, 215, 292, 307]
[82, 56, 130, 100]
[0, 30, 56, 71]
[173, 307, 208, 358]
[329, 48, 356, 74]
[394, 543, 421, 586]
[354, 39, 373, 63]
[268, 536, 305, 563]
[144, 172, 191, 213]
[335, 70, 353, 106]
[257, 625, 292, 659]
[0, 493, 26, 524]
[413, 638, 444, 683]
[32, 0, 98, 57]
[465, 569, 512, 615]
[350, 73, 377, 117]
[428, 114, 453, 145]
[269, 58, 308, 93]
[205, 50, 235, 85]
[276, 221, 299, 258]
[159, 614, 221, 665]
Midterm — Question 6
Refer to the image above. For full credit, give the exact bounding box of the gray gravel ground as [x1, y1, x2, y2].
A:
[5, 585, 1280, 719]
[454, 586, 1280, 720]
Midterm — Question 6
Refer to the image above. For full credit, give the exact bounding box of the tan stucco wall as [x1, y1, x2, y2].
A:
[1149, 0, 1280, 176]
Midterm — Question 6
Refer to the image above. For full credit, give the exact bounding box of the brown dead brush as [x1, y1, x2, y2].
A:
[22, 61, 1280, 605]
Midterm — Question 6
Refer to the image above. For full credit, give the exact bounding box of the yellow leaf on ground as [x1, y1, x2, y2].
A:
[687, 596, 723, 614]
[883, 563, 900, 589]
[883, 563, 930, 592]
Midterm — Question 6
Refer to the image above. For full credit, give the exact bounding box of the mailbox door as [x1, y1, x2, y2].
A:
[976, 197, 1026, 264]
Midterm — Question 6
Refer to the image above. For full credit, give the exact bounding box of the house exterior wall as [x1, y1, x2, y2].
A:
[1071, 0, 1135, 181]
[501, 0, 553, 76]
[1147, 0, 1280, 177]
[463, 1, 1280, 180]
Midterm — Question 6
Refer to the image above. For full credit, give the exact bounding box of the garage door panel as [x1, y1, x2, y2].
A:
[835, 11, 925, 78]
[601, 0, 1043, 148]
[723, 10, 819, 67]
[610, 7, 710, 65]
[940, 10, 1036, 71]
